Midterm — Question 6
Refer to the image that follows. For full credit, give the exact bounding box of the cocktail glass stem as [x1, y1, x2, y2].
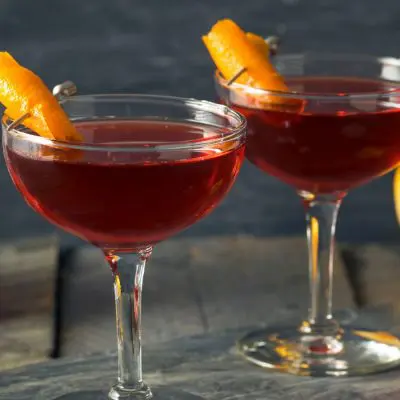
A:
[105, 247, 153, 400]
[299, 192, 344, 353]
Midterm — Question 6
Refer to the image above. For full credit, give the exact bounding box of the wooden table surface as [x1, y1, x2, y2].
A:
[1, 236, 400, 399]
[2, 317, 400, 400]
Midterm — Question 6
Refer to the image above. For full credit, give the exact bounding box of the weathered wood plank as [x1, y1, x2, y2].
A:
[1, 329, 400, 400]
[59, 242, 206, 357]
[189, 236, 353, 332]
[59, 235, 354, 358]
[341, 242, 400, 329]
[0, 236, 59, 371]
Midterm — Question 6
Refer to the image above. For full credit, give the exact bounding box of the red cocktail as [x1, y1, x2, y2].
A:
[3, 94, 246, 399]
[216, 53, 400, 377]
[240, 77, 400, 194]
[6, 119, 244, 250]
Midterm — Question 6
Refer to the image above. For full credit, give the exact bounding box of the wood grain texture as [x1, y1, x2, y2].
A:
[59, 235, 353, 357]
[189, 236, 353, 332]
[341, 243, 400, 331]
[59, 242, 205, 356]
[2, 329, 400, 400]
[0, 236, 58, 371]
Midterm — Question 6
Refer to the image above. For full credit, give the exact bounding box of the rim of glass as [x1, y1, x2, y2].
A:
[3, 94, 247, 152]
[215, 52, 400, 100]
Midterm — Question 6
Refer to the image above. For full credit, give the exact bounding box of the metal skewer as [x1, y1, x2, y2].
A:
[52, 80, 77, 100]
[227, 68, 248, 85]
[6, 80, 77, 131]
[6, 113, 32, 131]
[265, 35, 280, 56]
[227, 35, 281, 86]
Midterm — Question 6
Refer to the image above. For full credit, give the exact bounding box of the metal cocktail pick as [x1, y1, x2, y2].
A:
[6, 80, 77, 131]
[266, 35, 281, 56]
[52, 80, 78, 99]
[226, 35, 281, 86]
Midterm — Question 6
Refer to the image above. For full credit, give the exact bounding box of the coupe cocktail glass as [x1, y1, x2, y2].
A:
[3, 94, 246, 398]
[216, 53, 400, 376]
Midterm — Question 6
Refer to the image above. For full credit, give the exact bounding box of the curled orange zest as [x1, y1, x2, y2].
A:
[0, 52, 82, 142]
[202, 19, 288, 91]
[202, 19, 303, 111]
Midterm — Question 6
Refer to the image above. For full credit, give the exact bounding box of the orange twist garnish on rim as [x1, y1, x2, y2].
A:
[0, 52, 82, 142]
[202, 19, 303, 111]
[202, 19, 287, 90]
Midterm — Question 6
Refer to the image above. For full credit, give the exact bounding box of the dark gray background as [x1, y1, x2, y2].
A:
[1, 0, 400, 245]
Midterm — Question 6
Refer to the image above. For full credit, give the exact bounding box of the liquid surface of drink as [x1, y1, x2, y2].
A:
[6, 120, 244, 250]
[233, 77, 400, 194]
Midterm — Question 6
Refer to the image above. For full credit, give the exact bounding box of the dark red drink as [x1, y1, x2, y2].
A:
[233, 77, 400, 193]
[5, 120, 244, 250]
